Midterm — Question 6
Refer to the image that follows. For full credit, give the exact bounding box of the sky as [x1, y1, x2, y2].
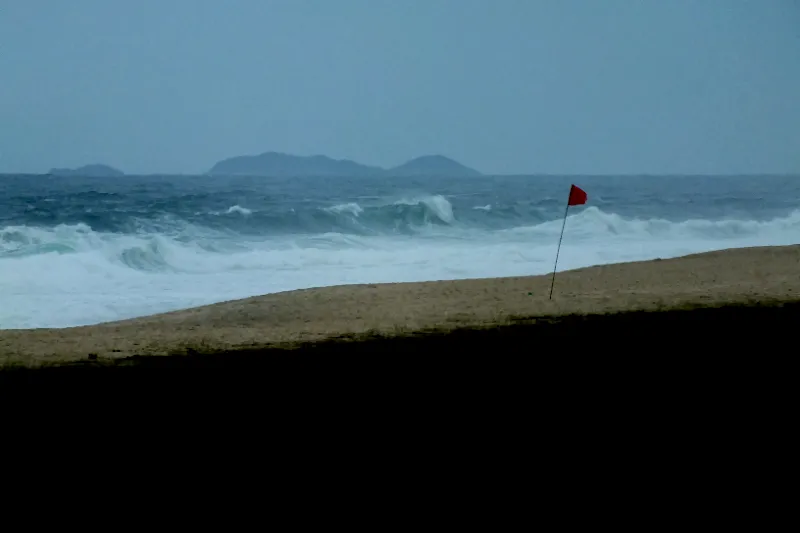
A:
[0, 0, 798, 175]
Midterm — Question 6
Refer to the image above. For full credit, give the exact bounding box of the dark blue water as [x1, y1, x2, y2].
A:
[2, 174, 797, 235]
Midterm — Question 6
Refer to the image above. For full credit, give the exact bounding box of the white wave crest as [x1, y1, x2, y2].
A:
[393, 195, 455, 224]
[504, 206, 800, 242]
[225, 205, 252, 215]
[325, 202, 364, 216]
[205, 205, 253, 216]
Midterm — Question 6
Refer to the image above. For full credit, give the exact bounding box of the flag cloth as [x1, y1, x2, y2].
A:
[568, 184, 587, 206]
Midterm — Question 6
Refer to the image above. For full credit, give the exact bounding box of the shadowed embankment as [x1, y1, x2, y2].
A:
[1, 245, 797, 383]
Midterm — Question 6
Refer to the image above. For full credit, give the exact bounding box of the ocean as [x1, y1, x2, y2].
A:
[1, 173, 798, 330]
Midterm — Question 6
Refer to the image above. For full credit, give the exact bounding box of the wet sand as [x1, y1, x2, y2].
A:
[2, 244, 799, 369]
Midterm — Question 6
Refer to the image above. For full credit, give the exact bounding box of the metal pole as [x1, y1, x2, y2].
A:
[549, 201, 570, 299]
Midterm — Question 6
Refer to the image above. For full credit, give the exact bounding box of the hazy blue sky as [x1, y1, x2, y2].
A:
[1, 0, 798, 175]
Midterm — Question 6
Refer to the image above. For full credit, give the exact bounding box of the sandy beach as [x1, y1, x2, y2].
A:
[1, 244, 799, 369]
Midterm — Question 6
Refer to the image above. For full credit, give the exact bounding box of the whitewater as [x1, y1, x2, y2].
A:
[1, 174, 799, 329]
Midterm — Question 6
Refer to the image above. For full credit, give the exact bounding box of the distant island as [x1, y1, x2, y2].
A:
[208, 152, 481, 177]
[389, 155, 482, 177]
[49, 164, 125, 178]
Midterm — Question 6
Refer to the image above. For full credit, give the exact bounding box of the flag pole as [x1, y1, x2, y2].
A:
[549, 197, 571, 300]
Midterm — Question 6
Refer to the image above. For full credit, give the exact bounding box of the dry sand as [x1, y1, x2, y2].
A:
[2, 244, 799, 367]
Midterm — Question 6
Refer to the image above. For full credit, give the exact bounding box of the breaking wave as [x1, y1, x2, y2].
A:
[3, 206, 800, 275]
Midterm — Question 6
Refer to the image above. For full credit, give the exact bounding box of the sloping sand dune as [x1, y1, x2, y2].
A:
[2, 245, 799, 367]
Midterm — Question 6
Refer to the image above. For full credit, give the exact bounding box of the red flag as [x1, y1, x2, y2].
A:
[550, 184, 588, 299]
[568, 184, 587, 206]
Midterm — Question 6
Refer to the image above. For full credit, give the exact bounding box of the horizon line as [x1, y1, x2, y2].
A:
[2, 171, 799, 178]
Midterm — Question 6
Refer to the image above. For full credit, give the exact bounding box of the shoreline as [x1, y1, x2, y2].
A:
[2, 244, 799, 370]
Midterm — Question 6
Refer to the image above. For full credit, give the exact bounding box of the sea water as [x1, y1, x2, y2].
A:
[1, 174, 798, 329]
